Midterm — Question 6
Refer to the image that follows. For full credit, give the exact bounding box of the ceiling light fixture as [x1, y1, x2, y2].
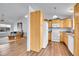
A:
[53, 15, 58, 19]
[53, 7, 58, 19]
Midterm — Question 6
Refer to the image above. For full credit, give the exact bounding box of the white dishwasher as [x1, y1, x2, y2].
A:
[68, 34, 74, 54]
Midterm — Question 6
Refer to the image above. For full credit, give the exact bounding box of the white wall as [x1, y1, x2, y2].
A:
[9, 24, 13, 34]
[23, 18, 27, 33]
[43, 21, 48, 48]
[10, 18, 27, 33]
[26, 15, 30, 51]
[13, 23, 18, 31]
[10, 22, 18, 32]
[26, 6, 34, 51]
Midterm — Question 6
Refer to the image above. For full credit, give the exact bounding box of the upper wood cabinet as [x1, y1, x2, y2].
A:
[74, 3, 79, 56]
[47, 19, 72, 28]
[52, 19, 61, 24]
[48, 20, 52, 28]
[60, 20, 64, 28]
[63, 18, 72, 28]
[30, 10, 43, 52]
[52, 19, 61, 27]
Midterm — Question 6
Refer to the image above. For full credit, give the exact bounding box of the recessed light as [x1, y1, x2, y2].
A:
[68, 7, 74, 13]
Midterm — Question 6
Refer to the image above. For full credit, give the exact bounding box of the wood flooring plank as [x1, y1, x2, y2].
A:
[0, 40, 72, 56]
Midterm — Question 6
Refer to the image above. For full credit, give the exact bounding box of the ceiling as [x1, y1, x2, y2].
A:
[0, 3, 75, 24]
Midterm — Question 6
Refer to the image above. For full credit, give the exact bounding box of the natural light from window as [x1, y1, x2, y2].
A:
[0, 24, 11, 27]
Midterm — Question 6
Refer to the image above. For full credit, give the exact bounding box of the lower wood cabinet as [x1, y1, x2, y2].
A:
[60, 32, 68, 46]
[48, 32, 52, 42]
[64, 33, 68, 46]
[60, 32, 64, 42]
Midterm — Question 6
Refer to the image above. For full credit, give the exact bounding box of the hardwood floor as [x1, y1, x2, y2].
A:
[0, 39, 72, 56]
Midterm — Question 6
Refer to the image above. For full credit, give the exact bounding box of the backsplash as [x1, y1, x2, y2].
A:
[48, 27, 72, 33]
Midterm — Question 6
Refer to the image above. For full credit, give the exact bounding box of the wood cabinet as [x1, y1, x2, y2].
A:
[63, 18, 72, 28]
[52, 19, 61, 25]
[48, 32, 52, 41]
[51, 19, 65, 28]
[49, 19, 72, 28]
[60, 32, 64, 42]
[30, 10, 43, 52]
[74, 3, 79, 56]
[60, 20, 64, 28]
[60, 32, 68, 46]
[63, 33, 68, 46]
[48, 20, 52, 28]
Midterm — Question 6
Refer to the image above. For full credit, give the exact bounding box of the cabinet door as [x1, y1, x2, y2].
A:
[63, 19, 72, 28]
[48, 20, 52, 28]
[63, 33, 68, 46]
[60, 20, 64, 28]
[48, 32, 51, 41]
[60, 32, 64, 42]
[65, 34, 68, 46]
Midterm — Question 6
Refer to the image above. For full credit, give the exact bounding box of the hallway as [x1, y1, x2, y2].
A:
[0, 41, 72, 56]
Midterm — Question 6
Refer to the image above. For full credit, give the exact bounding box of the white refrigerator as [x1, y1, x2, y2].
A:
[52, 23, 60, 42]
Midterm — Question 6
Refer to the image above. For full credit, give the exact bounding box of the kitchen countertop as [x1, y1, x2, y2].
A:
[48, 27, 74, 37]
[48, 27, 73, 32]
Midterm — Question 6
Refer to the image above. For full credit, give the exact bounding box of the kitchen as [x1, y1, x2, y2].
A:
[48, 18, 74, 55]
